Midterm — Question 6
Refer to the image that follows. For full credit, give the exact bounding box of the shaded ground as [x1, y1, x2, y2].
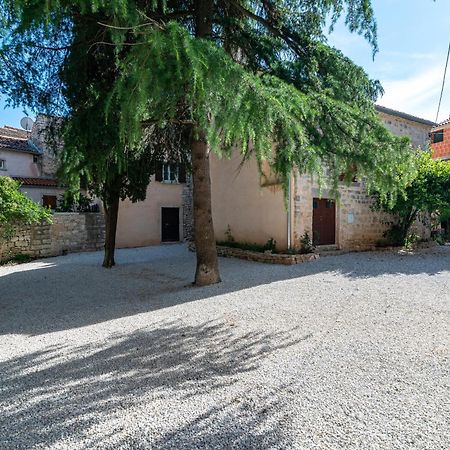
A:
[0, 244, 449, 449]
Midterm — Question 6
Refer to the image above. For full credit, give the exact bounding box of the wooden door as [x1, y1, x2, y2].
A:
[161, 207, 180, 242]
[312, 198, 336, 245]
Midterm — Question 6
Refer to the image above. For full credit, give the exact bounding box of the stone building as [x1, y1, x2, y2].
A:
[210, 106, 435, 251]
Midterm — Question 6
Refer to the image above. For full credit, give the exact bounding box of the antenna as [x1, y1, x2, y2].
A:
[20, 117, 34, 132]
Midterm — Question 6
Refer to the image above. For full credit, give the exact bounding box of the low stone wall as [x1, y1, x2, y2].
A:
[0, 213, 105, 262]
[188, 243, 319, 265]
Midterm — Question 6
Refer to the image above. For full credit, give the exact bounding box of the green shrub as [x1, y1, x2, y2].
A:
[299, 232, 314, 254]
[0, 177, 52, 226]
[217, 237, 277, 253]
[0, 253, 33, 265]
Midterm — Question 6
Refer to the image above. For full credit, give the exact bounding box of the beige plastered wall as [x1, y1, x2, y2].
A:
[116, 176, 184, 248]
[210, 151, 289, 250]
[19, 186, 66, 205]
[0, 149, 40, 178]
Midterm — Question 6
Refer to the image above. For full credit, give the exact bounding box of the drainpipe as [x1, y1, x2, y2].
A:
[287, 175, 292, 249]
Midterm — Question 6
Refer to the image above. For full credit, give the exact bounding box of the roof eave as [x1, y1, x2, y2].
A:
[375, 105, 436, 127]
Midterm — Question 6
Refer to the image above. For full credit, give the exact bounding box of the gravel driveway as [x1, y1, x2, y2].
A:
[0, 244, 449, 449]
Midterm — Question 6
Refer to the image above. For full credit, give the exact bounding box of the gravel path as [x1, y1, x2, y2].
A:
[0, 244, 449, 449]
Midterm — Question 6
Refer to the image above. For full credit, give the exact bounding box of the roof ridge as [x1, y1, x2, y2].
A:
[433, 117, 450, 128]
[0, 133, 28, 140]
[375, 105, 436, 127]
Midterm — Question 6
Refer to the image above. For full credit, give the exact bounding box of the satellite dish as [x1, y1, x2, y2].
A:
[20, 117, 34, 132]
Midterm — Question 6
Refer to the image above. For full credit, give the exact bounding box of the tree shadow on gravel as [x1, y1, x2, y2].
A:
[0, 244, 449, 335]
[0, 320, 303, 449]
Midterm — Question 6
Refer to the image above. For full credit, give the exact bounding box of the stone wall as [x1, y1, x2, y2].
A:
[182, 175, 194, 242]
[31, 114, 62, 177]
[377, 109, 432, 150]
[337, 182, 391, 250]
[217, 245, 319, 265]
[0, 213, 104, 262]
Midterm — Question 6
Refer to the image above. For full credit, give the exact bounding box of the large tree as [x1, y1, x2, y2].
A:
[0, 0, 416, 285]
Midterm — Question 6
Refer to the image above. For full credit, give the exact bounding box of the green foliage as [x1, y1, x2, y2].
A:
[217, 238, 277, 253]
[374, 152, 450, 246]
[56, 192, 97, 212]
[0, 176, 52, 228]
[0, 0, 415, 204]
[0, 252, 33, 265]
[403, 232, 420, 251]
[299, 232, 315, 254]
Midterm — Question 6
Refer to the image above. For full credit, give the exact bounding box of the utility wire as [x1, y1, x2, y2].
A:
[435, 40, 450, 124]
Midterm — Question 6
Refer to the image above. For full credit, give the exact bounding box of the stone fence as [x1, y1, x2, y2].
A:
[0, 213, 105, 262]
[189, 243, 319, 265]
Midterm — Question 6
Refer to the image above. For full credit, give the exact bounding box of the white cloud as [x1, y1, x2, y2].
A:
[377, 66, 448, 122]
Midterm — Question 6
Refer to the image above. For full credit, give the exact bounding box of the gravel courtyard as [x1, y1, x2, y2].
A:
[0, 244, 449, 449]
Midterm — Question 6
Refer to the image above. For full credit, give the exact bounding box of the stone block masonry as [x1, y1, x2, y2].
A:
[0, 213, 105, 262]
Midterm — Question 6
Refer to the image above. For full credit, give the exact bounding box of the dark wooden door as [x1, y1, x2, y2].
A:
[161, 207, 180, 242]
[312, 198, 336, 245]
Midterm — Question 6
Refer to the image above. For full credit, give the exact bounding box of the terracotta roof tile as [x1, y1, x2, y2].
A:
[433, 117, 450, 129]
[13, 177, 59, 187]
[0, 125, 29, 139]
[0, 135, 41, 154]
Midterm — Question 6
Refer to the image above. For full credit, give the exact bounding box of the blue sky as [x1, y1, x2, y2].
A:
[1, 0, 450, 127]
[327, 0, 450, 122]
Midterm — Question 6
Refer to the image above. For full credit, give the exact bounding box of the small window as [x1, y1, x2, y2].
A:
[0, 159, 5, 170]
[33, 155, 39, 163]
[163, 163, 179, 183]
[313, 199, 318, 209]
[155, 162, 187, 183]
[431, 130, 444, 143]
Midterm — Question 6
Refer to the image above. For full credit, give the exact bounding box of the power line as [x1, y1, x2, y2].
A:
[435, 40, 450, 124]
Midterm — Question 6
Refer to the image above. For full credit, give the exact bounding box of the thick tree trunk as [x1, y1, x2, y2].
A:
[102, 194, 120, 268]
[189, 0, 221, 286]
[191, 130, 221, 286]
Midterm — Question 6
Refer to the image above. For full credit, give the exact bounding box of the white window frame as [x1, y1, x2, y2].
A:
[0, 159, 6, 170]
[162, 163, 179, 184]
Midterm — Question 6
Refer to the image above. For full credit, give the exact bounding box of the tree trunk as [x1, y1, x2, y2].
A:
[400, 208, 418, 244]
[191, 130, 221, 286]
[102, 193, 120, 268]
[189, 0, 221, 286]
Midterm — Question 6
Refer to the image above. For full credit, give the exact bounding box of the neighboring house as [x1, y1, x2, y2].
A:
[0, 115, 65, 208]
[116, 162, 192, 248]
[209, 106, 435, 251]
[430, 117, 450, 160]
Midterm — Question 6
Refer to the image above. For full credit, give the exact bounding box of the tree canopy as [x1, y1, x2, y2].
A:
[0, 0, 418, 283]
[0, 0, 415, 196]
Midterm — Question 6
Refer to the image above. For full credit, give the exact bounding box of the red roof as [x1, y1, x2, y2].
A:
[0, 126, 29, 139]
[433, 117, 450, 129]
[0, 135, 31, 152]
[13, 177, 59, 187]
[0, 126, 41, 154]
